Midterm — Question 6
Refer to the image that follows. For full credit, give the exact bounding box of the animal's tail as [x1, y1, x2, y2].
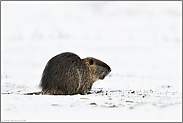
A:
[23, 91, 43, 95]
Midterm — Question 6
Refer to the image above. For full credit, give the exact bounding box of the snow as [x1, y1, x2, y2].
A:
[1, 1, 182, 122]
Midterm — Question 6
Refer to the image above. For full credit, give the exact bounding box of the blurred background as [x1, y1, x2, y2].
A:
[1, 1, 182, 92]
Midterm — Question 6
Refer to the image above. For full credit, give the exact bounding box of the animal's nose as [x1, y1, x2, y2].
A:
[109, 68, 111, 72]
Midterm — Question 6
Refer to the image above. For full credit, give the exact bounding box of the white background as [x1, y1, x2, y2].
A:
[1, 1, 182, 122]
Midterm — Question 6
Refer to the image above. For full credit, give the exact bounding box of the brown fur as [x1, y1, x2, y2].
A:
[24, 52, 111, 95]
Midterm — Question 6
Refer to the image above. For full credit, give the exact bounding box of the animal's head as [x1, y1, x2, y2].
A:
[83, 57, 111, 81]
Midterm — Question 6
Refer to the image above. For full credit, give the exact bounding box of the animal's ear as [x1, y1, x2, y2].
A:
[89, 59, 93, 65]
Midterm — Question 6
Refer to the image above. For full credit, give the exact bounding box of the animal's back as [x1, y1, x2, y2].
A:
[40, 52, 83, 95]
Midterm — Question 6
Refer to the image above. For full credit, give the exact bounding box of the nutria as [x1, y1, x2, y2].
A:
[25, 52, 111, 95]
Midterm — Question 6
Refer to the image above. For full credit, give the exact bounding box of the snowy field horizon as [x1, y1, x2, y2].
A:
[1, 1, 182, 122]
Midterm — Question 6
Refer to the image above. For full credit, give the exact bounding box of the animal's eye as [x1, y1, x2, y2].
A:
[89, 59, 93, 65]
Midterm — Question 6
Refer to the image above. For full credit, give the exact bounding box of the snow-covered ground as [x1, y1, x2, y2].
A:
[1, 1, 182, 122]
